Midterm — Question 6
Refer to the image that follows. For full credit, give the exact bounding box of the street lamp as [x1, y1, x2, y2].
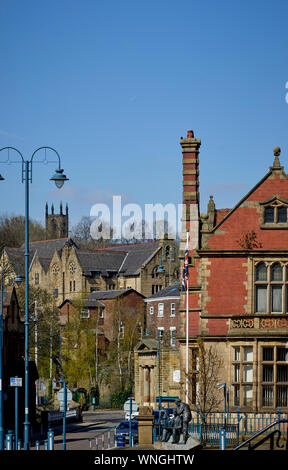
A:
[0, 261, 23, 450]
[0, 146, 68, 450]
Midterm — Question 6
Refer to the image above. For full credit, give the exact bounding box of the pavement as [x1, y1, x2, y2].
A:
[30, 409, 125, 451]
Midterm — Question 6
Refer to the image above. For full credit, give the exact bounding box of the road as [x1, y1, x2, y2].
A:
[33, 409, 125, 451]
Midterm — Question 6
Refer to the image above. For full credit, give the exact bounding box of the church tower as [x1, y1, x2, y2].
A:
[45, 202, 69, 240]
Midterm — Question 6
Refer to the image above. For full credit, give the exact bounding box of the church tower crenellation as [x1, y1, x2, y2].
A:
[45, 202, 69, 240]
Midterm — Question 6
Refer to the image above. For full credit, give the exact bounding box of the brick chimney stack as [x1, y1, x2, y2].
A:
[180, 130, 201, 250]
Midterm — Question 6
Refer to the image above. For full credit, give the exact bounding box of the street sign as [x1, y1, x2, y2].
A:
[10, 377, 22, 387]
[57, 388, 72, 404]
[123, 398, 138, 412]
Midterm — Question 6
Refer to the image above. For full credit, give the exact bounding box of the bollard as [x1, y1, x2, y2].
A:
[44, 440, 48, 450]
[6, 430, 14, 450]
[219, 427, 226, 450]
[17, 439, 21, 450]
[35, 440, 40, 450]
[95, 437, 98, 450]
[107, 431, 110, 449]
[48, 429, 54, 450]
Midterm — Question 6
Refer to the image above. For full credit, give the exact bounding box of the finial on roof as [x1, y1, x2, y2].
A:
[273, 146, 281, 168]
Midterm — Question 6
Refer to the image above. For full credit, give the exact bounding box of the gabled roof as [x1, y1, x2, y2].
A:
[135, 336, 158, 351]
[3, 247, 26, 275]
[21, 237, 77, 258]
[89, 288, 145, 301]
[3, 238, 161, 279]
[77, 241, 160, 277]
[211, 166, 281, 232]
[4, 238, 78, 275]
[105, 242, 160, 276]
[58, 288, 144, 310]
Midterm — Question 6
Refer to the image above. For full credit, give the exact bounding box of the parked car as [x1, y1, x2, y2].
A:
[125, 411, 139, 420]
[115, 419, 138, 444]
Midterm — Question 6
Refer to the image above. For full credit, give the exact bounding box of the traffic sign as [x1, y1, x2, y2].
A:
[57, 388, 72, 403]
[10, 377, 22, 387]
[123, 398, 138, 412]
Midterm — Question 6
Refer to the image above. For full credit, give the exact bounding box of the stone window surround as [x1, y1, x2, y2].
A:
[170, 327, 176, 347]
[231, 343, 255, 409]
[81, 308, 90, 319]
[229, 341, 288, 411]
[254, 260, 288, 314]
[260, 196, 288, 229]
[157, 303, 164, 317]
[170, 302, 176, 317]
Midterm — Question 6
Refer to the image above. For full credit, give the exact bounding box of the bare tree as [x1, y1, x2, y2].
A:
[183, 337, 223, 422]
[71, 216, 114, 248]
[0, 214, 45, 252]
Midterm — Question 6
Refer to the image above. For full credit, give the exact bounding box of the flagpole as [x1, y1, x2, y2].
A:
[185, 231, 189, 404]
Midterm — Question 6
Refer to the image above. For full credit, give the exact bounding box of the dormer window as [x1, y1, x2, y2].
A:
[278, 207, 287, 223]
[261, 197, 288, 228]
[264, 207, 274, 223]
[264, 206, 287, 224]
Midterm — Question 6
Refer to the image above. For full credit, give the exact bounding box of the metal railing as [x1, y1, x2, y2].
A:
[233, 419, 288, 450]
[187, 408, 288, 446]
[188, 422, 238, 447]
[88, 428, 117, 450]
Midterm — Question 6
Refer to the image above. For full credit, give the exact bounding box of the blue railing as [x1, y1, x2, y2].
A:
[187, 408, 288, 447]
[188, 422, 238, 447]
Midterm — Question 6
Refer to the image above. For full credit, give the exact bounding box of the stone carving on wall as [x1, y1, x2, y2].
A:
[231, 318, 254, 329]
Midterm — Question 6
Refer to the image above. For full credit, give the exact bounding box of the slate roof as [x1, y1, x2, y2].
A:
[88, 288, 144, 301]
[58, 289, 143, 309]
[77, 241, 160, 277]
[21, 238, 77, 258]
[76, 250, 127, 276]
[103, 242, 160, 276]
[3, 247, 26, 276]
[4, 238, 77, 275]
[145, 282, 180, 300]
[3, 239, 160, 279]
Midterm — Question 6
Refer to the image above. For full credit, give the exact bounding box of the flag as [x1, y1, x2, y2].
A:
[181, 236, 189, 292]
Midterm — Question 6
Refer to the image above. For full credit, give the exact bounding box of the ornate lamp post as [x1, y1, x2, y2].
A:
[0, 146, 68, 449]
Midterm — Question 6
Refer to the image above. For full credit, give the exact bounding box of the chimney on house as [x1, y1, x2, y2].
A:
[180, 130, 201, 250]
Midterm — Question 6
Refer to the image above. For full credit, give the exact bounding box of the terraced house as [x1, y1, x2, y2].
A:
[179, 130, 288, 413]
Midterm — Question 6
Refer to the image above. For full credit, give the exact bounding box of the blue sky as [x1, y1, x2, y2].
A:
[0, 0, 287, 231]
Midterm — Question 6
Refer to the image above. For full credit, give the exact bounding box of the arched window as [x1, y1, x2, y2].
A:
[271, 263, 283, 313]
[151, 266, 159, 279]
[165, 245, 170, 259]
[271, 263, 283, 281]
[256, 263, 267, 281]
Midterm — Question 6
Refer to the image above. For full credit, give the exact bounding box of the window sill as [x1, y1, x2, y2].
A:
[261, 223, 288, 229]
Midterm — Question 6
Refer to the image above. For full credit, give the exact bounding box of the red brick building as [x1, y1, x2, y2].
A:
[59, 288, 145, 344]
[145, 282, 180, 349]
[179, 130, 288, 412]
